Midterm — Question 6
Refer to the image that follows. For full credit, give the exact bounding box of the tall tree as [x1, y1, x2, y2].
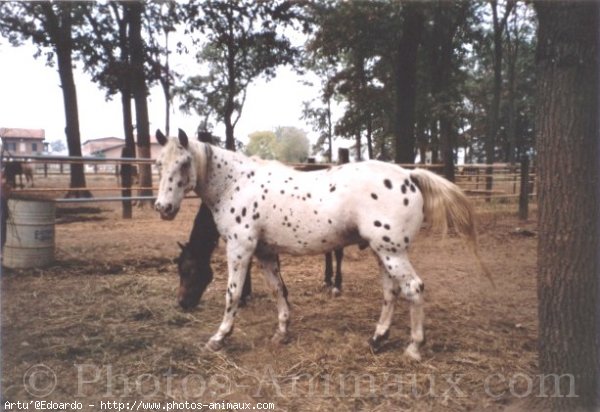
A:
[485, 0, 514, 193]
[0, 2, 91, 196]
[126, 2, 153, 202]
[534, 1, 598, 410]
[306, 1, 424, 162]
[503, 2, 536, 164]
[392, 1, 425, 164]
[178, 0, 300, 151]
[426, 1, 470, 181]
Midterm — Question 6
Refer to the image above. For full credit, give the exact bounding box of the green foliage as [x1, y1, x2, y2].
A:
[245, 127, 309, 162]
[176, 0, 303, 150]
[77, 2, 177, 100]
[0, 2, 90, 65]
[0, 1, 539, 166]
[304, 0, 537, 164]
[245, 131, 278, 159]
[274, 126, 310, 163]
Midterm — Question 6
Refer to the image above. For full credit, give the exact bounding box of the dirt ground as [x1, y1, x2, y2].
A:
[1, 197, 540, 411]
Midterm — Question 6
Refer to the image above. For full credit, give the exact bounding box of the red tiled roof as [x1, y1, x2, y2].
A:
[0, 128, 45, 139]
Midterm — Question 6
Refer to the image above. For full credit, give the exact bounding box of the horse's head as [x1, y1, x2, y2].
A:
[175, 241, 214, 310]
[154, 129, 198, 220]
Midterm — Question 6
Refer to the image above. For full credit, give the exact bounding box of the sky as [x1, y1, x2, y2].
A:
[0, 41, 326, 151]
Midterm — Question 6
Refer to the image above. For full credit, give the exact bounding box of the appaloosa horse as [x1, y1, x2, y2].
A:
[155, 129, 487, 360]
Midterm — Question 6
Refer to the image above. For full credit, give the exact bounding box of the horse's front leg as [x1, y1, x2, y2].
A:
[258, 255, 291, 345]
[205, 242, 253, 351]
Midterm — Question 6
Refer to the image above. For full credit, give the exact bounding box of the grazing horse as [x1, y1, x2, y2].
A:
[155, 129, 486, 360]
[3, 161, 34, 188]
[176, 204, 344, 310]
[176, 201, 252, 310]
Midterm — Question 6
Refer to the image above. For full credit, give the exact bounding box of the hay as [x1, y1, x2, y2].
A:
[1, 201, 540, 411]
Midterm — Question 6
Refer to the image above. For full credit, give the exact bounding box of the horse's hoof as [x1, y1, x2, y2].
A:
[331, 287, 341, 298]
[403, 343, 422, 361]
[239, 296, 251, 308]
[205, 338, 224, 352]
[368, 331, 389, 354]
[271, 331, 290, 345]
[368, 338, 384, 354]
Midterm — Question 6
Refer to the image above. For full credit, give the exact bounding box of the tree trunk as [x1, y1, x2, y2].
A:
[430, 120, 439, 164]
[224, 36, 237, 151]
[366, 114, 373, 160]
[355, 130, 362, 161]
[120, 90, 135, 219]
[534, 2, 598, 410]
[485, 0, 514, 195]
[393, 2, 424, 164]
[326, 98, 333, 163]
[56, 47, 89, 196]
[43, 3, 90, 197]
[127, 2, 153, 203]
[505, 10, 520, 165]
[440, 117, 455, 182]
[225, 117, 235, 151]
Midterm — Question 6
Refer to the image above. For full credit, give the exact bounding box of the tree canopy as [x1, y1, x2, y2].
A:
[245, 127, 309, 162]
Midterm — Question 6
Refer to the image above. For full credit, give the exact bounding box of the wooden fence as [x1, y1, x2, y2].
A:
[2, 154, 535, 219]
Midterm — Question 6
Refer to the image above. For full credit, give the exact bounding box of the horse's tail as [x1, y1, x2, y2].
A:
[409, 168, 494, 287]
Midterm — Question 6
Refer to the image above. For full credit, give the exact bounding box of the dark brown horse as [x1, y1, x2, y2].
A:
[3, 161, 33, 188]
[176, 201, 345, 309]
[176, 202, 252, 309]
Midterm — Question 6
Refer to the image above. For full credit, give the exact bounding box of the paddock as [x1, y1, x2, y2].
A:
[1, 193, 538, 410]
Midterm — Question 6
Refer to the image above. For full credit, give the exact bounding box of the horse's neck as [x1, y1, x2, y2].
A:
[191, 141, 249, 206]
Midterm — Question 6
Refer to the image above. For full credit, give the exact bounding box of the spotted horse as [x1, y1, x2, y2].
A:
[154, 129, 489, 360]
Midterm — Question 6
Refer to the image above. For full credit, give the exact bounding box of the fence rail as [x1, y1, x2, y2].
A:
[2, 154, 535, 219]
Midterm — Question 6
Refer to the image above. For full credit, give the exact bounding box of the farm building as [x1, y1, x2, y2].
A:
[82, 137, 163, 159]
[82, 137, 163, 173]
[0, 127, 46, 156]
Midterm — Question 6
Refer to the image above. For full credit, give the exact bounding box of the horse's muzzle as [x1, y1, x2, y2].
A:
[155, 200, 179, 220]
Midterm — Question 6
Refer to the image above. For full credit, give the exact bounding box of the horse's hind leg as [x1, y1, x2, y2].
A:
[240, 260, 252, 306]
[323, 252, 333, 287]
[370, 253, 425, 360]
[332, 248, 344, 296]
[258, 255, 291, 344]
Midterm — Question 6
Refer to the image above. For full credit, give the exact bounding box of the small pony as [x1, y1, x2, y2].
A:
[155, 129, 488, 360]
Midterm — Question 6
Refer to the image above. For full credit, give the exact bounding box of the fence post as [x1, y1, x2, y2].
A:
[338, 148, 350, 165]
[121, 148, 133, 219]
[519, 155, 529, 221]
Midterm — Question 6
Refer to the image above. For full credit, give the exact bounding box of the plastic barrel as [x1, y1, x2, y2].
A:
[4, 199, 55, 268]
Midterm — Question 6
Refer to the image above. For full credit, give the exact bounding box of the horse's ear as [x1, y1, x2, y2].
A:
[178, 129, 189, 149]
[156, 129, 167, 146]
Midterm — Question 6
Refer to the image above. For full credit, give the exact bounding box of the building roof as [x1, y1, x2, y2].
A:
[82, 137, 124, 146]
[0, 128, 45, 140]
